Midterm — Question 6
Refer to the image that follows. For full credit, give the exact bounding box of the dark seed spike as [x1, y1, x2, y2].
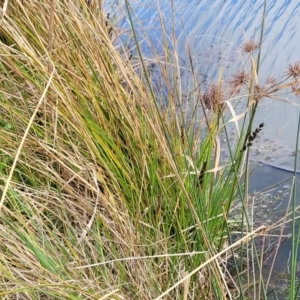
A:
[198, 161, 207, 187]
[105, 13, 110, 28]
[180, 126, 186, 145]
[248, 122, 264, 144]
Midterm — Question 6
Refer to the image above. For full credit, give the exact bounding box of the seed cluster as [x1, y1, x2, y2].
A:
[241, 122, 264, 152]
[198, 161, 207, 187]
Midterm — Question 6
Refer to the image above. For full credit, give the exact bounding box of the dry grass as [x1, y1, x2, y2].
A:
[0, 0, 299, 299]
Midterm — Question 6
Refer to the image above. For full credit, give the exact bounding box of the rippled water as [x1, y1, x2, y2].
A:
[113, 0, 300, 151]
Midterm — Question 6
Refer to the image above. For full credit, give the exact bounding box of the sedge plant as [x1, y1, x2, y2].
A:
[0, 0, 299, 299]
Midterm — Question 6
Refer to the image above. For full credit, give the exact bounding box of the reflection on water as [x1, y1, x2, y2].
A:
[249, 163, 300, 299]
[117, 0, 300, 76]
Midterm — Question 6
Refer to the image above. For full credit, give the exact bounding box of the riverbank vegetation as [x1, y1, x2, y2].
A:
[0, 0, 300, 299]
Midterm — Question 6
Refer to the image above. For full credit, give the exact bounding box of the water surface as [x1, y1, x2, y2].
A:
[113, 0, 300, 150]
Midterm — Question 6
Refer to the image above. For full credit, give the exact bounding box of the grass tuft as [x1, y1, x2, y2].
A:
[0, 0, 299, 299]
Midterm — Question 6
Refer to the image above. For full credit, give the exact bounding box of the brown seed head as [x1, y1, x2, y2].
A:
[241, 40, 260, 53]
[228, 70, 250, 94]
[266, 77, 276, 85]
[202, 84, 222, 111]
[265, 76, 277, 86]
[292, 83, 300, 96]
[254, 84, 267, 101]
[286, 61, 300, 79]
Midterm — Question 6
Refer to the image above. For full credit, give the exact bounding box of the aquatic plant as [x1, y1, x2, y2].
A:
[0, 0, 299, 299]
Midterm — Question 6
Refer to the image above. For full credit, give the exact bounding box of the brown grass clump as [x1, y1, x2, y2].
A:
[0, 0, 234, 298]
